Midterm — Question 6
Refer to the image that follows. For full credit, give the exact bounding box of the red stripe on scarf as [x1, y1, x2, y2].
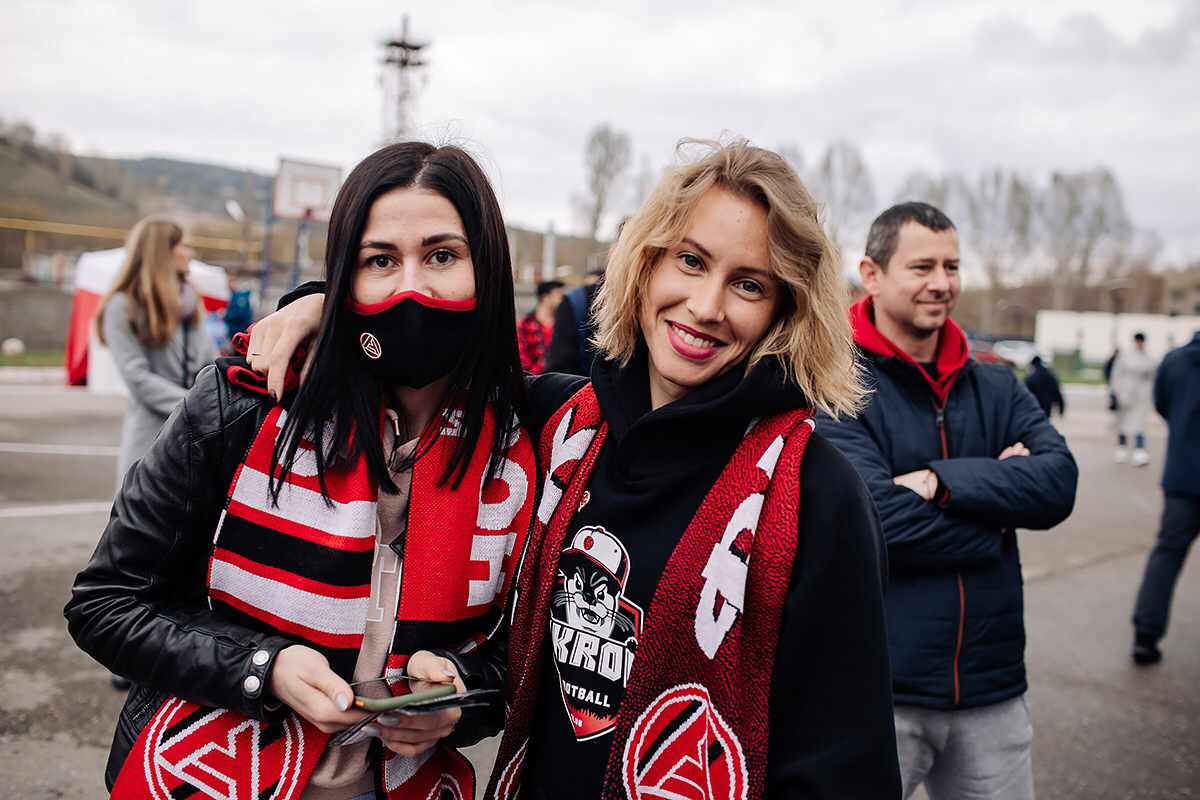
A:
[212, 547, 374, 599]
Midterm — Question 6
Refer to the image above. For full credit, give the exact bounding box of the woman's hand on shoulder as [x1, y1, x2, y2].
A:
[266, 644, 359, 733]
[369, 650, 466, 758]
[246, 293, 324, 400]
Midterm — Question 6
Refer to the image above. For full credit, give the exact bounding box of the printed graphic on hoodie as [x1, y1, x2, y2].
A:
[550, 525, 644, 740]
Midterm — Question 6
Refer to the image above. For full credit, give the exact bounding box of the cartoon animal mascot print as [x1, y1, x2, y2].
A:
[551, 526, 644, 740]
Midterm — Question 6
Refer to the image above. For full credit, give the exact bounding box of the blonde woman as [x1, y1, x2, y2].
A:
[97, 216, 216, 489]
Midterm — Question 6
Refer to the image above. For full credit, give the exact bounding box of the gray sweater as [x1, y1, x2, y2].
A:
[102, 291, 217, 489]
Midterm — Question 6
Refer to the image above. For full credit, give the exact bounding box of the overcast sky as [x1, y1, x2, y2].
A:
[3, 0, 1197, 266]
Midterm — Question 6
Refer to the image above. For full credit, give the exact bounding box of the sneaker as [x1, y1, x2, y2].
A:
[1132, 635, 1162, 665]
[1132, 449, 1150, 467]
[1114, 448, 1128, 463]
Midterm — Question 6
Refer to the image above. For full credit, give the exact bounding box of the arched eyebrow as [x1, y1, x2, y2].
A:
[359, 232, 468, 250]
[422, 233, 468, 247]
[681, 236, 774, 282]
[679, 237, 712, 260]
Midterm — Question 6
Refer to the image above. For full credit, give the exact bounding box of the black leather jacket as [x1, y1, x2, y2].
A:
[64, 359, 506, 789]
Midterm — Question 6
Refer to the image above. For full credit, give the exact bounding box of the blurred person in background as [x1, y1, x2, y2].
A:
[1130, 330, 1200, 665]
[544, 267, 604, 375]
[518, 279, 564, 374]
[223, 275, 255, 351]
[1111, 332, 1156, 466]
[97, 216, 217, 492]
[1023, 355, 1065, 418]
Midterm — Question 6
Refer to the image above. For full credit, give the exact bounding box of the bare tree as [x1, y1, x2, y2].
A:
[628, 155, 659, 218]
[576, 123, 631, 241]
[1038, 168, 1132, 310]
[807, 140, 875, 256]
[963, 170, 1034, 334]
[893, 171, 970, 221]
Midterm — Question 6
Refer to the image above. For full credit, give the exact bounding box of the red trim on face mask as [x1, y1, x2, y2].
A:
[347, 291, 477, 315]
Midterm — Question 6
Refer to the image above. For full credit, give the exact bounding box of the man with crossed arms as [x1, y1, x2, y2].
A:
[820, 202, 1077, 799]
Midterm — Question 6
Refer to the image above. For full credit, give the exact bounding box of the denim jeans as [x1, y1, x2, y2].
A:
[1133, 492, 1200, 640]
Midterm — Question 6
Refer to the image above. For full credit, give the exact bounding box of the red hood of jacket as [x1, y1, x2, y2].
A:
[849, 296, 969, 404]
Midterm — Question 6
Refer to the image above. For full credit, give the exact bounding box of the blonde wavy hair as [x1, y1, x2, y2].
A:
[592, 138, 866, 418]
[98, 216, 198, 348]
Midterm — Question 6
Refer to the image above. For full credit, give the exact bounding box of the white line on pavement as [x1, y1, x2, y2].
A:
[0, 442, 119, 456]
[0, 501, 112, 519]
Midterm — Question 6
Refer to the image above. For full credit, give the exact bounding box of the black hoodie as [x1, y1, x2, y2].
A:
[522, 351, 900, 799]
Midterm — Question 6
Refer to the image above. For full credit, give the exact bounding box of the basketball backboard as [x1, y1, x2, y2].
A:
[273, 158, 342, 222]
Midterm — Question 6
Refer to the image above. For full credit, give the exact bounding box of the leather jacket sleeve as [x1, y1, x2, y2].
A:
[431, 625, 510, 748]
[64, 362, 297, 721]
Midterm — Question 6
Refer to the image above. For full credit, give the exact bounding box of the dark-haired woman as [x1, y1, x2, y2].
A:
[65, 142, 537, 800]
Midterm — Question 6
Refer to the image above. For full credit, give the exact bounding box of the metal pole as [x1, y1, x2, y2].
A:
[292, 215, 310, 290]
[259, 194, 275, 318]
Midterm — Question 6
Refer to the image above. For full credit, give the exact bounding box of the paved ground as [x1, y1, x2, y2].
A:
[0, 375, 1196, 799]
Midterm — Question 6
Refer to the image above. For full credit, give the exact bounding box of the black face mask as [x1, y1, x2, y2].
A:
[346, 292, 477, 388]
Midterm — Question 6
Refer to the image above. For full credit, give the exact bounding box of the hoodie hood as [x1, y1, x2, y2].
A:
[849, 296, 969, 404]
[589, 345, 807, 479]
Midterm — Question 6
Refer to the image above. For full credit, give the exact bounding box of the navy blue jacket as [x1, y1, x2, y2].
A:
[1155, 332, 1200, 498]
[819, 312, 1077, 711]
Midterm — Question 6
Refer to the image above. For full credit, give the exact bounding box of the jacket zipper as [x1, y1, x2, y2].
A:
[931, 393, 963, 706]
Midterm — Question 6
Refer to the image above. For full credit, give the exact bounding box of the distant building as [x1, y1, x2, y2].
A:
[1161, 263, 1200, 316]
[1035, 309, 1200, 364]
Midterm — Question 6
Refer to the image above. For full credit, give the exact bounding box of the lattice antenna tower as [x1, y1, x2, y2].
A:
[380, 15, 427, 141]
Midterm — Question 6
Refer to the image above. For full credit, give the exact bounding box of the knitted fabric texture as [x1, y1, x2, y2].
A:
[487, 385, 814, 800]
[113, 397, 535, 800]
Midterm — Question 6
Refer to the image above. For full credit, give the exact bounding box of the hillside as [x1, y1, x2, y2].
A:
[0, 140, 137, 224]
[0, 129, 277, 270]
[89, 156, 273, 220]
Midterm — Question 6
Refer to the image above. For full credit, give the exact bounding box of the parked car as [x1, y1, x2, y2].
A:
[992, 340, 1053, 370]
[966, 336, 1015, 368]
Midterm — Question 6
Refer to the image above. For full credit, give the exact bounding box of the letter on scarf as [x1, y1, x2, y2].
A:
[470, 455, 529, 606]
[536, 408, 597, 525]
[694, 435, 785, 659]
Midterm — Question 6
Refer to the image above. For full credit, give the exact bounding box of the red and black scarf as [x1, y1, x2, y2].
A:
[113, 393, 536, 800]
[488, 384, 814, 800]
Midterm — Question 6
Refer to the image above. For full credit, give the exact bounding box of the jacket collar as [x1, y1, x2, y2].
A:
[849, 296, 969, 403]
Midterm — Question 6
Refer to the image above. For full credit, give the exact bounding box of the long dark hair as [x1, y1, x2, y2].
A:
[271, 141, 528, 500]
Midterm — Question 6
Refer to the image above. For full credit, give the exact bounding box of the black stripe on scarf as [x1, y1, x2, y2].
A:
[217, 516, 374, 587]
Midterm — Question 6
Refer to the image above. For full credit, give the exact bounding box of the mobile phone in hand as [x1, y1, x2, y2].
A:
[352, 684, 455, 712]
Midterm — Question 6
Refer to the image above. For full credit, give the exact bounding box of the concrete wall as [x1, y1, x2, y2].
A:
[0, 279, 73, 350]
